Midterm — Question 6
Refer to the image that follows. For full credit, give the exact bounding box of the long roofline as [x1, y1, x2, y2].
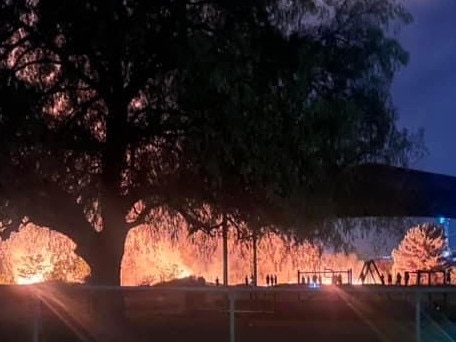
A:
[327, 164, 456, 219]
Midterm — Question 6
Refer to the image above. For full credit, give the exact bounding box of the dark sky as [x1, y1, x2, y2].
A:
[393, 0, 456, 176]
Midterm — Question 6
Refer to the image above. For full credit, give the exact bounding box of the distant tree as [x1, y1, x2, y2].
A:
[392, 223, 447, 273]
[0, 0, 422, 329]
[0, 224, 90, 284]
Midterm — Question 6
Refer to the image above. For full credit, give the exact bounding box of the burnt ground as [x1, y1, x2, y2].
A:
[0, 285, 455, 342]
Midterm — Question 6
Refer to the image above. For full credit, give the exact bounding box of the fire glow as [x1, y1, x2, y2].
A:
[0, 222, 364, 286]
[16, 273, 45, 285]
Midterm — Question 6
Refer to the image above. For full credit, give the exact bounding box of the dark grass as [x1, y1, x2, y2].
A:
[0, 286, 454, 342]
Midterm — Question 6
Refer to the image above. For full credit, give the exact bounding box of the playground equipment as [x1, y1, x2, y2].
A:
[358, 259, 385, 285]
[411, 270, 446, 286]
[297, 268, 353, 285]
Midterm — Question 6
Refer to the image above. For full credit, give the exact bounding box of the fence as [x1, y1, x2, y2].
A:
[2, 284, 456, 342]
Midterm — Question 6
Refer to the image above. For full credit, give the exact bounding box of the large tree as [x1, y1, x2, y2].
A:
[0, 0, 419, 289]
[392, 223, 447, 273]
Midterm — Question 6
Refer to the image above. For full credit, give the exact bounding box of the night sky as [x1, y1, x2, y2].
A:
[393, 0, 456, 176]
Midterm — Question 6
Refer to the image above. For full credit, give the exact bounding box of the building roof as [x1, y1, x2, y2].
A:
[317, 164, 456, 219]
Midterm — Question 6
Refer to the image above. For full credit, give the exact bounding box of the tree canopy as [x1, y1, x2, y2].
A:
[0, 0, 421, 285]
[392, 223, 447, 273]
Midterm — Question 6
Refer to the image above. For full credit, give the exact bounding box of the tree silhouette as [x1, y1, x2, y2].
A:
[392, 223, 447, 273]
[0, 0, 420, 290]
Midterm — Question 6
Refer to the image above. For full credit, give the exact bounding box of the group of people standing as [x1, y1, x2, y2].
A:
[265, 274, 278, 286]
[214, 274, 279, 286]
[242, 274, 279, 286]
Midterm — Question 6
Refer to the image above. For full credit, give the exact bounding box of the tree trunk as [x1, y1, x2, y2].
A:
[88, 227, 125, 286]
[85, 206, 135, 342]
[83, 94, 138, 340]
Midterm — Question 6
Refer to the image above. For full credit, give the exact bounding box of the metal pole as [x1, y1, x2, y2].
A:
[222, 216, 228, 286]
[252, 232, 258, 287]
[32, 295, 41, 342]
[415, 291, 421, 342]
[229, 292, 236, 342]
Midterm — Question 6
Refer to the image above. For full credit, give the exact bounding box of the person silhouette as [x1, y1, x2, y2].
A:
[387, 273, 392, 285]
[266, 274, 270, 286]
[404, 272, 410, 286]
[396, 272, 402, 286]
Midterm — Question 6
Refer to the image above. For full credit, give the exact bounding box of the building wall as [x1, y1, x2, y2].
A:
[449, 221, 456, 251]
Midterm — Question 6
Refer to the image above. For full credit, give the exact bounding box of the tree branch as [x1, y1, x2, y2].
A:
[0, 165, 98, 260]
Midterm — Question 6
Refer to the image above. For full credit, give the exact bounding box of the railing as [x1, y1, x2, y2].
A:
[3, 284, 456, 342]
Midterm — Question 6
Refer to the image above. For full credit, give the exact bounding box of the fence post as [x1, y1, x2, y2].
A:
[415, 291, 421, 342]
[32, 294, 41, 342]
[229, 292, 236, 342]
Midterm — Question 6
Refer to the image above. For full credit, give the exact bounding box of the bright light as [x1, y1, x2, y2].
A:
[16, 273, 45, 285]
[176, 268, 192, 279]
[321, 278, 332, 285]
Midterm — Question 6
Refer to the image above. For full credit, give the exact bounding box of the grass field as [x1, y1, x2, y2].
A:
[0, 285, 455, 342]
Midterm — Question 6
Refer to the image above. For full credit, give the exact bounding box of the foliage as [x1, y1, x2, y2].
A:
[332, 217, 417, 258]
[122, 222, 362, 286]
[392, 223, 447, 273]
[375, 258, 393, 276]
[46, 254, 89, 283]
[17, 254, 48, 281]
[0, 247, 13, 284]
[0, 0, 422, 285]
[0, 223, 90, 283]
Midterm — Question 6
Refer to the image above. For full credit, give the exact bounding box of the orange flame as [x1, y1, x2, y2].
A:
[0, 222, 363, 286]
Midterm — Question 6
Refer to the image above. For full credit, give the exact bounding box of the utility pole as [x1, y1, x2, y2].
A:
[222, 214, 228, 286]
[252, 231, 258, 287]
